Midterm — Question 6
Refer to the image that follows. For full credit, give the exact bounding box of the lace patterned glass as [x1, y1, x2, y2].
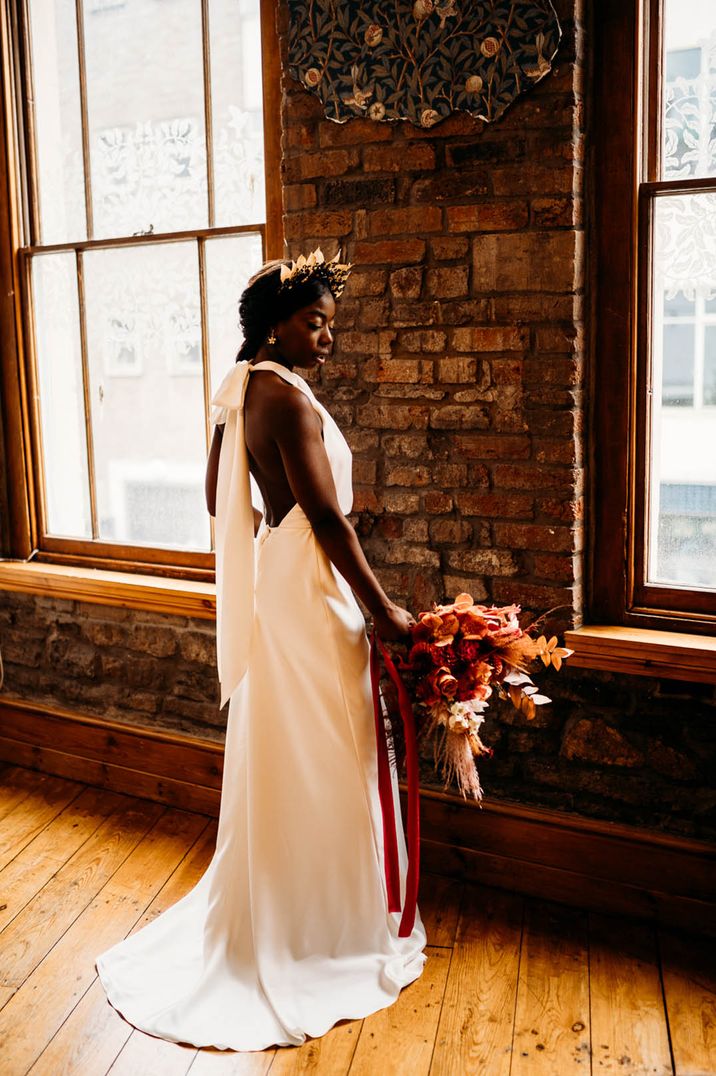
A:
[663, 0, 716, 180]
[83, 0, 208, 238]
[210, 0, 266, 226]
[83, 242, 210, 550]
[649, 194, 716, 590]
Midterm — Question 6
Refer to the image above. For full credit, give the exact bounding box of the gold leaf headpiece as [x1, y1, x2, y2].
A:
[278, 247, 353, 299]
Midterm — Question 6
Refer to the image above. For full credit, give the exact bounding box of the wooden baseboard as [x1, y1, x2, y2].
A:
[1, 695, 714, 934]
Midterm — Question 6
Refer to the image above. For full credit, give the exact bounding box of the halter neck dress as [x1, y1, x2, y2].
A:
[95, 359, 427, 1051]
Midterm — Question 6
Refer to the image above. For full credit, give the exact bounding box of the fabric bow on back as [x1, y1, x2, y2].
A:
[211, 361, 256, 709]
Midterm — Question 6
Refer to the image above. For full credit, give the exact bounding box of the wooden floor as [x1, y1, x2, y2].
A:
[0, 765, 714, 1076]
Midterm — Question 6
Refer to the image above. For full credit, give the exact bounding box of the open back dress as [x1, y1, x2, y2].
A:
[95, 359, 427, 1051]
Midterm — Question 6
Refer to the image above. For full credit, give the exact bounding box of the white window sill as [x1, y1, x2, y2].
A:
[564, 625, 716, 684]
[0, 560, 215, 620]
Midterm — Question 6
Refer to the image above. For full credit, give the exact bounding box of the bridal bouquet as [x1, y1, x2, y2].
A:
[397, 593, 573, 800]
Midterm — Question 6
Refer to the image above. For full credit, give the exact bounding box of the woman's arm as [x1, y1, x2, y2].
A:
[273, 388, 413, 640]
[205, 424, 223, 517]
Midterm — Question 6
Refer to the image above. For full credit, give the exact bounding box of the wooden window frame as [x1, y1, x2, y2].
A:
[0, 0, 283, 584]
[592, 0, 716, 635]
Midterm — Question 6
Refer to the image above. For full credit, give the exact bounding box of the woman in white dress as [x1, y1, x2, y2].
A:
[95, 252, 427, 1051]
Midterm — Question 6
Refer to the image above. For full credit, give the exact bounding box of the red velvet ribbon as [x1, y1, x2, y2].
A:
[369, 630, 420, 939]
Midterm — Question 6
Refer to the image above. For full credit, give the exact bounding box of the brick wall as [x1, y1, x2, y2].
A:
[279, 2, 585, 622]
[1, 0, 715, 841]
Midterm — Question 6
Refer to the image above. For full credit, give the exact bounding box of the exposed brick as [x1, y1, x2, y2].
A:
[493, 463, 578, 492]
[457, 492, 534, 518]
[429, 405, 490, 430]
[380, 490, 421, 513]
[381, 432, 430, 458]
[384, 542, 440, 567]
[426, 266, 469, 299]
[285, 121, 316, 150]
[442, 575, 489, 602]
[531, 196, 575, 228]
[429, 519, 473, 543]
[431, 236, 469, 260]
[347, 269, 387, 297]
[324, 177, 396, 205]
[437, 357, 478, 383]
[129, 625, 177, 658]
[363, 143, 436, 172]
[319, 120, 392, 147]
[492, 164, 573, 196]
[412, 169, 489, 202]
[447, 138, 526, 167]
[390, 267, 423, 299]
[357, 401, 429, 429]
[452, 326, 528, 352]
[283, 148, 359, 181]
[493, 523, 575, 552]
[562, 718, 645, 768]
[284, 183, 317, 210]
[456, 434, 531, 459]
[353, 458, 378, 484]
[446, 549, 518, 575]
[363, 357, 433, 383]
[524, 358, 582, 386]
[531, 552, 578, 581]
[403, 518, 429, 542]
[368, 206, 442, 235]
[424, 491, 454, 513]
[385, 464, 431, 486]
[354, 238, 426, 264]
[284, 209, 353, 239]
[400, 330, 446, 352]
[432, 462, 468, 486]
[446, 202, 529, 232]
[472, 232, 581, 293]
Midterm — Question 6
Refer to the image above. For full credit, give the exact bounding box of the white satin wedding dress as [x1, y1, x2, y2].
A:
[95, 359, 427, 1051]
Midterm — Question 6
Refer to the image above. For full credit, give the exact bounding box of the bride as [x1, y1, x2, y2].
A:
[95, 250, 427, 1051]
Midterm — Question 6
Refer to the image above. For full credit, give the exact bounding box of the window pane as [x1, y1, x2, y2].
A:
[28, 0, 86, 243]
[663, 0, 716, 179]
[705, 326, 716, 405]
[649, 194, 716, 589]
[210, 0, 266, 226]
[662, 323, 695, 406]
[83, 0, 208, 238]
[83, 243, 210, 550]
[205, 232, 263, 395]
[31, 253, 92, 537]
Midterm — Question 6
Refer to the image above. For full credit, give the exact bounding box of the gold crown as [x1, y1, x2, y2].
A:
[278, 247, 352, 299]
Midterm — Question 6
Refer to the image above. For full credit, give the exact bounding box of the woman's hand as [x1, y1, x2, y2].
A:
[373, 602, 416, 642]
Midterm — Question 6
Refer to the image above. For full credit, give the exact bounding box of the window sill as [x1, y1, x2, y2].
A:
[0, 560, 216, 620]
[564, 625, 716, 684]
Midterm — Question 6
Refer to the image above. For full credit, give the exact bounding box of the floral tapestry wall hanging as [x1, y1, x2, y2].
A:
[287, 1, 561, 128]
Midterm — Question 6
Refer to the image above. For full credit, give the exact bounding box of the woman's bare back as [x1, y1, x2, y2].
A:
[243, 368, 323, 527]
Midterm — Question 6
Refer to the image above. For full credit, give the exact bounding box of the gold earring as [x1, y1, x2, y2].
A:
[267, 330, 277, 345]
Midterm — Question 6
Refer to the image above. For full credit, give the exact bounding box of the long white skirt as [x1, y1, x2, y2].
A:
[96, 508, 427, 1051]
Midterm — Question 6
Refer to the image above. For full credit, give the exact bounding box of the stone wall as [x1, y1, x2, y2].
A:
[1, 0, 715, 842]
[2, 589, 714, 840]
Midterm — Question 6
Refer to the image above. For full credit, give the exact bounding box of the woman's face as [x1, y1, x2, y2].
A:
[274, 291, 336, 370]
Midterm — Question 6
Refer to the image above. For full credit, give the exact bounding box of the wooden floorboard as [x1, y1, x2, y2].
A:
[0, 765, 712, 1076]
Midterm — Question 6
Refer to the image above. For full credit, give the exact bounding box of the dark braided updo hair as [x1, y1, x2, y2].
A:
[236, 260, 336, 364]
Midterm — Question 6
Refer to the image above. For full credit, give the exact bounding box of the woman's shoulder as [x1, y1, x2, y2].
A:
[246, 367, 317, 424]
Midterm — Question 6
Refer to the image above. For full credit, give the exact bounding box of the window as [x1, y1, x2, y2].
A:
[593, 0, 715, 631]
[0, 0, 281, 580]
